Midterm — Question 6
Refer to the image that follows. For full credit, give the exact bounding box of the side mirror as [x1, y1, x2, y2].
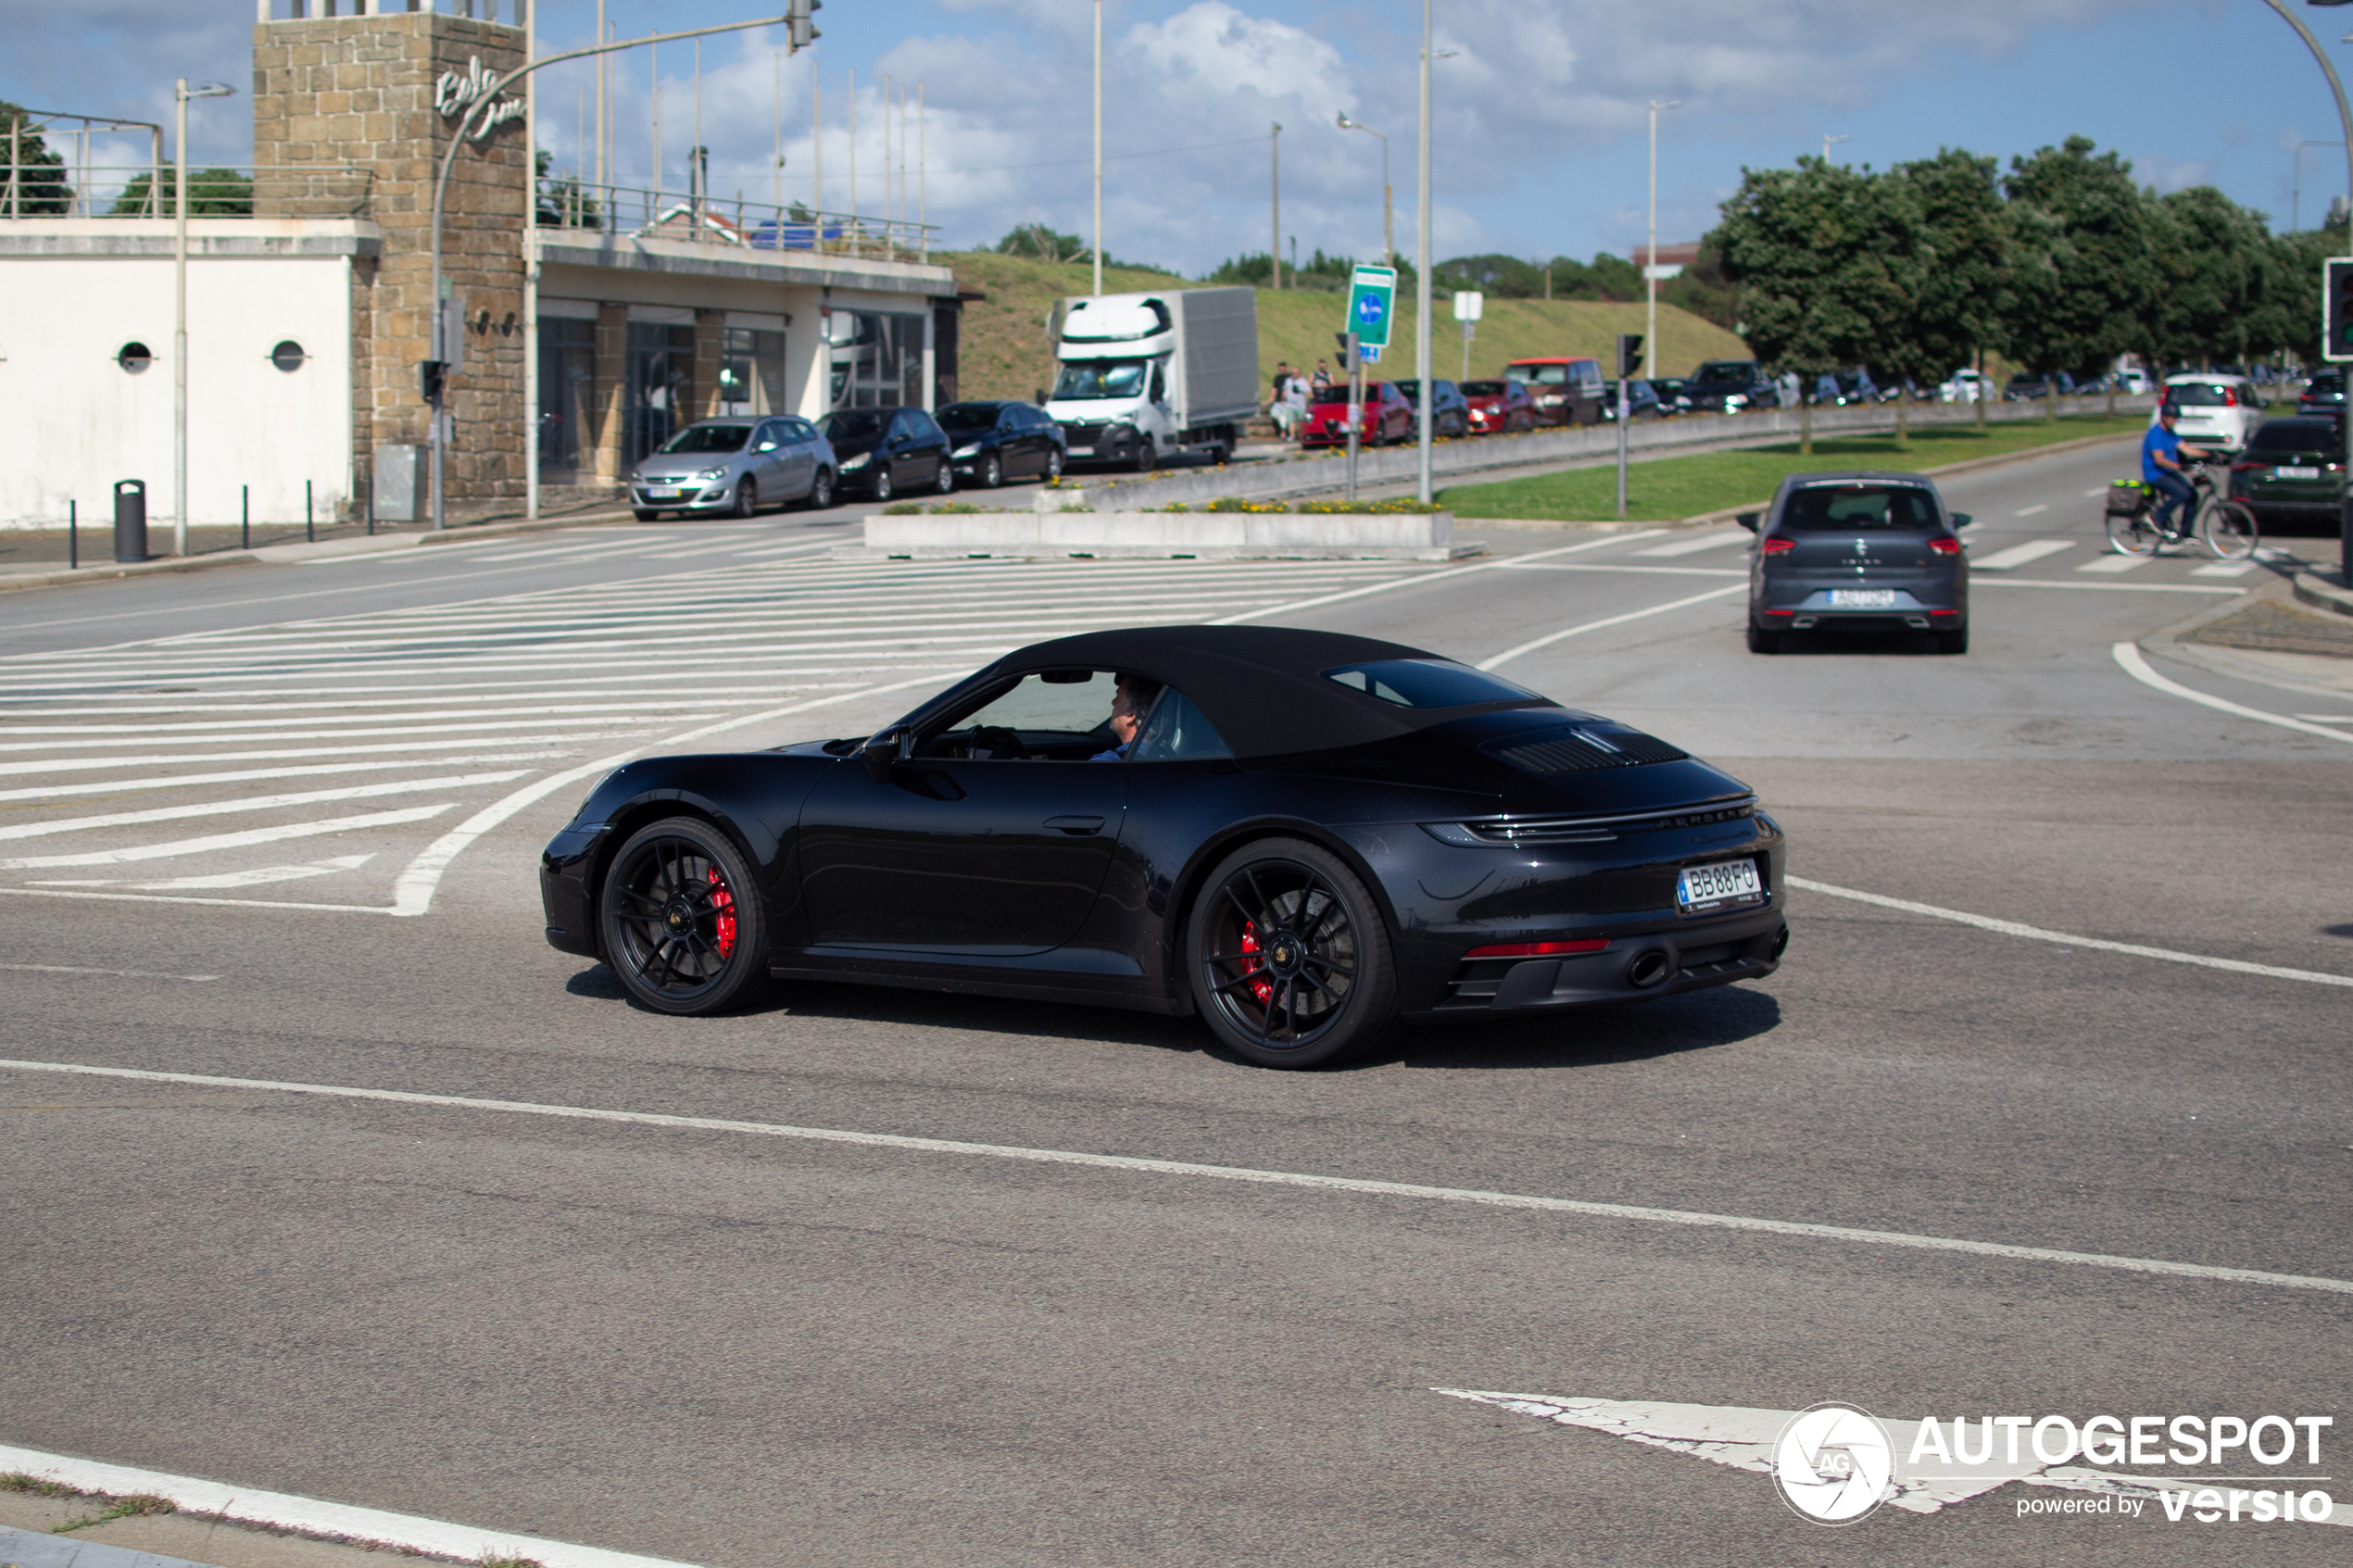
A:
[1736, 511, 1761, 532]
[862, 727, 912, 782]
[755, 441, 778, 453]
[1950, 512, 1973, 529]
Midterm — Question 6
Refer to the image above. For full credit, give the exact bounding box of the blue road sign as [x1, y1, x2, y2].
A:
[1345, 265, 1398, 350]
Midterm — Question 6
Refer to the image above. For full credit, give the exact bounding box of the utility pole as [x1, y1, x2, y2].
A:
[1822, 132, 1849, 162]
[1413, 0, 1432, 503]
[174, 79, 234, 557]
[595, 0, 606, 189]
[1337, 112, 1391, 265]
[1646, 99, 1680, 382]
[1270, 121, 1281, 289]
[1092, 0, 1103, 295]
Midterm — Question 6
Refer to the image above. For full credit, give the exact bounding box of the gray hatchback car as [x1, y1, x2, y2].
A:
[1740, 470, 1972, 655]
[630, 416, 837, 520]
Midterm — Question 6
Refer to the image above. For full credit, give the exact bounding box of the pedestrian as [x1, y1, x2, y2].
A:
[1284, 371, 1307, 441]
[1268, 361, 1298, 438]
[1312, 360, 1333, 395]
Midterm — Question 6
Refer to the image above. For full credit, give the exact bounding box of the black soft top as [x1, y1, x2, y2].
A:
[991, 625, 1558, 759]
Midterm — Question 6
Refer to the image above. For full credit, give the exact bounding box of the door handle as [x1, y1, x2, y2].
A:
[1044, 814, 1104, 835]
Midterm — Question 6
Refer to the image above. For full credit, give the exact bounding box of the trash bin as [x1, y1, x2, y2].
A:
[113, 479, 147, 563]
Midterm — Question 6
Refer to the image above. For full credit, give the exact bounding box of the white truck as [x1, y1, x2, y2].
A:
[1044, 287, 1260, 470]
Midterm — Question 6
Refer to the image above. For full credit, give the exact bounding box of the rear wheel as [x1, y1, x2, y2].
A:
[599, 817, 768, 1016]
[1746, 620, 1782, 654]
[1187, 837, 1398, 1070]
[1934, 623, 1969, 655]
[2202, 498, 2259, 561]
[2105, 508, 2160, 557]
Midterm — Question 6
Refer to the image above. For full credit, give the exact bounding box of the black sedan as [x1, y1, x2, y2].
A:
[937, 400, 1068, 489]
[815, 406, 955, 502]
[540, 627, 1788, 1069]
[1390, 379, 1472, 438]
[1742, 471, 1972, 654]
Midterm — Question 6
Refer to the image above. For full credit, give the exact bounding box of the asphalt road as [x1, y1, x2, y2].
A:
[2, 435, 2348, 1568]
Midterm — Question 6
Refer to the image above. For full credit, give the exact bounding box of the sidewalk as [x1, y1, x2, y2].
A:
[0, 1498, 415, 1568]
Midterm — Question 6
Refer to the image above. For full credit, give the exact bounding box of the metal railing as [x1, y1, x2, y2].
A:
[0, 163, 376, 220]
[533, 177, 937, 262]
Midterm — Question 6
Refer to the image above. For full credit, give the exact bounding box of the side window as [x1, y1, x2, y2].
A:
[753, 420, 783, 451]
[927, 670, 1120, 760]
[1130, 687, 1231, 762]
[1150, 363, 1167, 403]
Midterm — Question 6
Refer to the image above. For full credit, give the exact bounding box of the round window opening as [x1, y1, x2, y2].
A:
[271, 340, 308, 372]
[118, 342, 153, 374]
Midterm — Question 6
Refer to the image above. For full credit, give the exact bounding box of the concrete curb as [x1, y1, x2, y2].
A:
[2292, 568, 2353, 618]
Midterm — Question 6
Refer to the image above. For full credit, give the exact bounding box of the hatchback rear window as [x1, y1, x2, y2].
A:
[1510, 364, 1569, 385]
[1460, 381, 1507, 396]
[1780, 485, 1942, 532]
[2247, 420, 2341, 455]
[1322, 659, 1541, 709]
[2167, 383, 2236, 407]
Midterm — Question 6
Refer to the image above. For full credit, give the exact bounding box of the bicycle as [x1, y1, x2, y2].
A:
[2104, 453, 2259, 561]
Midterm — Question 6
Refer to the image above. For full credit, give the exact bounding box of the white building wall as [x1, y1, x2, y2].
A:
[0, 238, 353, 529]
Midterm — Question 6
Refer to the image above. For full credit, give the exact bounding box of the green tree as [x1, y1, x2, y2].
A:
[2145, 185, 2271, 371]
[1206, 250, 1277, 285]
[1659, 239, 1739, 329]
[534, 147, 602, 230]
[1, 100, 73, 214]
[998, 222, 1087, 262]
[2263, 218, 2347, 363]
[1881, 149, 2007, 433]
[1999, 136, 2156, 420]
[107, 168, 254, 217]
[1715, 157, 1918, 452]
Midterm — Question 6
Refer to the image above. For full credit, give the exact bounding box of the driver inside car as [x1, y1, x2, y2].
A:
[1090, 674, 1162, 760]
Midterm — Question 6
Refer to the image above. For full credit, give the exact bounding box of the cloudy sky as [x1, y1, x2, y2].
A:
[12, 0, 2353, 274]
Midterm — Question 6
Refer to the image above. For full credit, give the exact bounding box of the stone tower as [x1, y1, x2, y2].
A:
[250, 0, 530, 512]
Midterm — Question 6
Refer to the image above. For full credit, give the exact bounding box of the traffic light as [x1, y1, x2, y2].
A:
[1617, 332, 1644, 378]
[786, 0, 821, 52]
[2326, 258, 2353, 362]
[418, 359, 447, 403]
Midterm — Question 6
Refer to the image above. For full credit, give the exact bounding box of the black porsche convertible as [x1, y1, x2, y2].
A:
[540, 626, 1787, 1068]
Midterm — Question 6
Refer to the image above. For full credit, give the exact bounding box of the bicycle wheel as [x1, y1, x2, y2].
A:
[2201, 498, 2259, 561]
[2104, 508, 2160, 557]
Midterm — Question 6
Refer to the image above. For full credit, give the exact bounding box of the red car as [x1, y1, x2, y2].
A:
[1459, 379, 1536, 434]
[1300, 380, 1415, 447]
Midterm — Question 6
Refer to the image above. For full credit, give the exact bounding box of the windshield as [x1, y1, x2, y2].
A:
[1780, 484, 1942, 533]
[2248, 420, 2340, 455]
[1322, 659, 1541, 709]
[1392, 380, 1424, 401]
[1051, 361, 1148, 400]
[1460, 381, 1507, 397]
[936, 403, 1003, 432]
[1693, 361, 1755, 384]
[816, 410, 888, 442]
[1508, 363, 1567, 385]
[660, 423, 752, 455]
[2308, 370, 2344, 392]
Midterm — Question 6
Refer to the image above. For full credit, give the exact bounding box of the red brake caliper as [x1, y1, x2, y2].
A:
[1239, 920, 1272, 1005]
[706, 864, 737, 960]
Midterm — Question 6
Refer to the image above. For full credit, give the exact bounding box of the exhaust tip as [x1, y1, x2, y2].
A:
[1769, 923, 1791, 960]
[1627, 949, 1672, 988]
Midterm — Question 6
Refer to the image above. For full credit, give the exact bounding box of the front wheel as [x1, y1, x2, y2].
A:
[869, 466, 893, 504]
[2105, 508, 2160, 558]
[934, 457, 956, 495]
[978, 452, 1003, 489]
[1131, 438, 1155, 473]
[804, 468, 835, 511]
[1187, 837, 1398, 1069]
[732, 477, 758, 518]
[1044, 448, 1064, 482]
[633, 508, 662, 521]
[599, 817, 768, 1015]
[2202, 498, 2259, 561]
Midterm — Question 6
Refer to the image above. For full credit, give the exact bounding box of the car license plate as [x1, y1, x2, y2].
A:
[1069, 445, 1095, 457]
[645, 486, 681, 499]
[1828, 588, 1897, 608]
[2275, 466, 2319, 480]
[1677, 859, 1763, 913]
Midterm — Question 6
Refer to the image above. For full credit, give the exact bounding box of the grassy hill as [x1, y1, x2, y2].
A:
[940, 249, 1755, 405]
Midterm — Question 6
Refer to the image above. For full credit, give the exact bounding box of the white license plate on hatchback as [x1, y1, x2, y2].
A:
[1677, 859, 1764, 912]
[644, 486, 682, 499]
[2275, 466, 2320, 480]
[1828, 588, 1898, 608]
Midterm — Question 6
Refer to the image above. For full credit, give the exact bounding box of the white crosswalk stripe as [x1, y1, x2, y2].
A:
[0, 550, 1429, 915]
[1971, 539, 2074, 571]
[1633, 531, 1748, 558]
[2076, 553, 2153, 574]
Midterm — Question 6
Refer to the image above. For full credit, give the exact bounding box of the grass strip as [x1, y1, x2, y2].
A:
[1439, 414, 2152, 521]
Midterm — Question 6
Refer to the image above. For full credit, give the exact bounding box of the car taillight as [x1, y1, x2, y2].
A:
[2222, 388, 2237, 407]
[1465, 939, 1610, 959]
[1928, 536, 1962, 556]
[1760, 536, 1796, 555]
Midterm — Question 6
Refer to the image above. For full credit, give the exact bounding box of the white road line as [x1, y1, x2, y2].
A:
[1973, 578, 2239, 596]
[2112, 642, 2353, 745]
[2296, 713, 2353, 722]
[2077, 553, 2151, 574]
[2191, 561, 2259, 578]
[0, 1057, 2345, 1296]
[1787, 872, 2353, 988]
[1477, 586, 1747, 670]
[1496, 563, 1746, 579]
[0, 717, 701, 753]
[1214, 534, 1663, 623]
[37, 854, 376, 890]
[0, 704, 746, 734]
[0, 965, 219, 983]
[0, 1443, 705, 1568]
[2014, 503, 2050, 517]
[0, 771, 529, 843]
[2082, 487, 2109, 497]
[1632, 531, 1745, 558]
[0, 754, 561, 804]
[1971, 539, 2073, 571]
[0, 734, 619, 779]
[0, 805, 454, 870]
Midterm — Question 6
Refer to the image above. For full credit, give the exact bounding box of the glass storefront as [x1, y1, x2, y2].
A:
[719, 327, 787, 417]
[625, 320, 697, 468]
[537, 317, 596, 473]
[828, 309, 926, 409]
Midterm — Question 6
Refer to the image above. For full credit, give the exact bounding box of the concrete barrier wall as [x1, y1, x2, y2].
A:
[864, 509, 1459, 560]
[1061, 395, 2158, 513]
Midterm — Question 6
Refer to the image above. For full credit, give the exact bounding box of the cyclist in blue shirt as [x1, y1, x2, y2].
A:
[2142, 404, 2213, 537]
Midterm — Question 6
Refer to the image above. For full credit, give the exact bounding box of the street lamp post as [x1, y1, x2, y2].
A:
[1092, 0, 1102, 296]
[1413, 0, 1433, 504]
[427, 15, 791, 534]
[1336, 111, 1392, 265]
[1645, 99, 1680, 383]
[173, 79, 234, 558]
[2257, 0, 2353, 581]
[1821, 132, 1849, 162]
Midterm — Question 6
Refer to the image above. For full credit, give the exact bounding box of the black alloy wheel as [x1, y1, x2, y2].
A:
[979, 452, 1004, 488]
[733, 477, 758, 518]
[599, 817, 767, 1015]
[1746, 620, 1782, 654]
[870, 466, 894, 503]
[935, 456, 957, 495]
[805, 468, 835, 510]
[1187, 837, 1398, 1069]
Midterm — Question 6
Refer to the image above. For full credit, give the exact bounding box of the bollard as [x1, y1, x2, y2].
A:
[69, 499, 77, 570]
[306, 480, 314, 544]
[112, 479, 147, 564]
[241, 484, 249, 550]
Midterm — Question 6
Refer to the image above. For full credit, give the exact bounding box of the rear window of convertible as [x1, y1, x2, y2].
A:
[1322, 659, 1541, 709]
[1780, 485, 1941, 532]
